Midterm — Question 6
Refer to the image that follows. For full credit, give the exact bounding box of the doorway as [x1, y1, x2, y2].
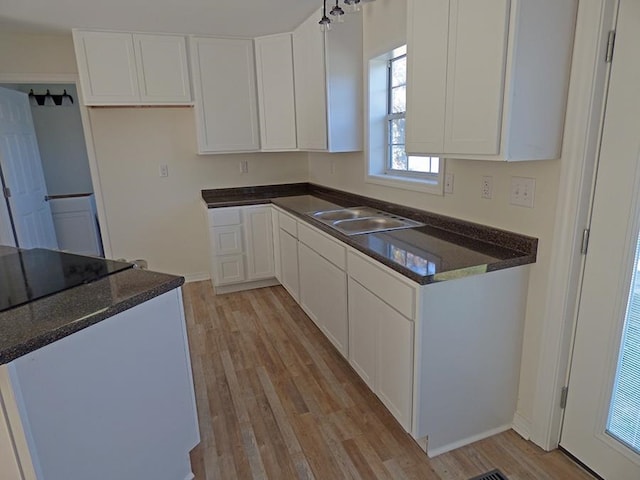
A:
[560, 0, 640, 477]
[0, 82, 104, 257]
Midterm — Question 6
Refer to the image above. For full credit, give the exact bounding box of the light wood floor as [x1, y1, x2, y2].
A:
[183, 281, 594, 480]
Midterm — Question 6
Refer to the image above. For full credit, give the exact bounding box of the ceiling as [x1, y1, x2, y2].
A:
[0, 0, 322, 37]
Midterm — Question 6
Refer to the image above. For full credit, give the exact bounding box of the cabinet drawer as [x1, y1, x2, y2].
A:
[298, 223, 346, 270]
[208, 207, 241, 226]
[278, 211, 298, 237]
[348, 252, 416, 320]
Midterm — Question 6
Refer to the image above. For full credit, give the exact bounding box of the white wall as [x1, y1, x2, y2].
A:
[309, 0, 566, 429]
[3, 83, 94, 196]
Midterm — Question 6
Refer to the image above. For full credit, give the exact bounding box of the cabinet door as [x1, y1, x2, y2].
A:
[299, 243, 348, 356]
[293, 10, 328, 151]
[348, 279, 376, 390]
[244, 206, 275, 281]
[211, 225, 243, 256]
[73, 31, 139, 104]
[443, 0, 509, 154]
[255, 34, 297, 151]
[191, 37, 260, 153]
[405, 0, 449, 155]
[279, 229, 299, 301]
[376, 294, 414, 432]
[214, 255, 245, 286]
[134, 34, 191, 103]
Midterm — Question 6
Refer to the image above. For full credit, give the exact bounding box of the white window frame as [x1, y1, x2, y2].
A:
[366, 46, 444, 195]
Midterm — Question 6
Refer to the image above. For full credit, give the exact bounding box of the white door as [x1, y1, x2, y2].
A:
[0, 87, 58, 249]
[560, 1, 640, 478]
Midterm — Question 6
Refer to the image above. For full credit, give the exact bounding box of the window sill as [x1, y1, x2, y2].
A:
[365, 173, 444, 196]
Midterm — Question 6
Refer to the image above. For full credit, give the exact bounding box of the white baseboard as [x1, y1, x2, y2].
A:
[426, 423, 513, 458]
[184, 272, 210, 283]
[512, 411, 532, 441]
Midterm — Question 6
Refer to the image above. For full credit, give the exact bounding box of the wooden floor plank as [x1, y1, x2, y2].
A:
[185, 282, 595, 480]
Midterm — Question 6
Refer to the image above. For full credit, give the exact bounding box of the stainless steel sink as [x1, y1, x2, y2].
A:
[307, 207, 424, 235]
[310, 207, 379, 222]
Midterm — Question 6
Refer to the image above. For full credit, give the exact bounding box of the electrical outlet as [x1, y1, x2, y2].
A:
[239, 160, 249, 174]
[444, 173, 454, 194]
[481, 176, 493, 199]
[159, 164, 169, 177]
[510, 176, 536, 208]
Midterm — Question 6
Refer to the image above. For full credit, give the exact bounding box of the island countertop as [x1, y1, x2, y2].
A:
[201, 183, 537, 285]
[0, 249, 184, 364]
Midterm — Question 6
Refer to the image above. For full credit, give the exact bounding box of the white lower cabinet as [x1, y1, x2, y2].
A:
[206, 205, 276, 293]
[299, 243, 348, 356]
[348, 275, 414, 432]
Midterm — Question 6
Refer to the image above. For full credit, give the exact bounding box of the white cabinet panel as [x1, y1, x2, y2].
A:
[255, 34, 297, 151]
[134, 34, 191, 103]
[444, 0, 509, 154]
[211, 225, 243, 256]
[73, 31, 191, 105]
[298, 243, 348, 356]
[244, 206, 275, 280]
[348, 279, 376, 390]
[293, 9, 363, 152]
[405, 0, 449, 154]
[191, 37, 260, 153]
[74, 31, 139, 103]
[215, 254, 246, 285]
[279, 229, 300, 301]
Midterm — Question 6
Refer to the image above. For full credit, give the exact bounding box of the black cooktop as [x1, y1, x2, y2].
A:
[0, 249, 133, 313]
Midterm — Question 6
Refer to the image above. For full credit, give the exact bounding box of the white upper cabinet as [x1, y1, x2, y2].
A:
[73, 31, 191, 106]
[190, 37, 261, 154]
[406, 0, 578, 161]
[254, 33, 297, 151]
[293, 9, 363, 152]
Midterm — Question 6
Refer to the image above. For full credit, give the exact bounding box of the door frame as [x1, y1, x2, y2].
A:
[526, 0, 618, 450]
[0, 73, 112, 258]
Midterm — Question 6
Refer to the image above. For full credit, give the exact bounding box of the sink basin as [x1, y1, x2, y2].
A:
[307, 207, 424, 235]
[311, 207, 379, 222]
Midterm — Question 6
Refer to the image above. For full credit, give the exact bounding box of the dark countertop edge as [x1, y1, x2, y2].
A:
[0, 274, 184, 365]
[200, 183, 537, 285]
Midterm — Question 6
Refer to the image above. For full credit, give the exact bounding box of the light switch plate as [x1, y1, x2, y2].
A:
[510, 177, 536, 208]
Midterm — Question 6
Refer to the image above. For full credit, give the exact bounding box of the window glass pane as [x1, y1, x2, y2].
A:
[408, 156, 434, 173]
[390, 118, 405, 145]
[391, 146, 407, 170]
[391, 85, 406, 114]
[391, 56, 406, 87]
[607, 233, 640, 453]
[430, 157, 440, 174]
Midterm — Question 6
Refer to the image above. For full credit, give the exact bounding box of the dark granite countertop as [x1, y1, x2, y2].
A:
[0, 262, 184, 364]
[201, 183, 537, 285]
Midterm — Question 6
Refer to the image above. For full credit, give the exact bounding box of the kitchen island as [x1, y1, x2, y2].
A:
[0, 246, 199, 480]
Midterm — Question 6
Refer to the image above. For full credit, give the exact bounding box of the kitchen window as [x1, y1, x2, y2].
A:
[367, 45, 443, 195]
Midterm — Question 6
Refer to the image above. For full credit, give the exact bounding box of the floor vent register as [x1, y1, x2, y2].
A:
[469, 469, 509, 480]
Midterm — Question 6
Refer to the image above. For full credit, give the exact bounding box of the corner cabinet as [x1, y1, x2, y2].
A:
[190, 37, 261, 154]
[293, 9, 363, 152]
[205, 205, 277, 294]
[254, 33, 298, 151]
[406, 0, 578, 161]
[73, 31, 191, 106]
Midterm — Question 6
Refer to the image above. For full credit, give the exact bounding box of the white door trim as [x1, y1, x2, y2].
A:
[528, 0, 618, 450]
[0, 73, 113, 258]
